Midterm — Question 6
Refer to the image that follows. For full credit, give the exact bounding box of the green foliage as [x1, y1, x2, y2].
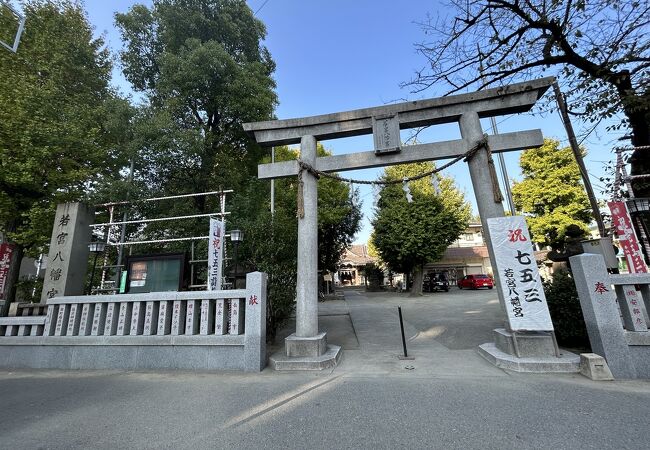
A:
[362, 263, 384, 291]
[317, 179, 362, 273]
[512, 139, 592, 247]
[371, 162, 470, 293]
[115, 0, 277, 190]
[262, 145, 361, 273]
[15, 276, 43, 303]
[543, 270, 590, 349]
[0, 0, 131, 256]
[112, 0, 279, 251]
[230, 178, 297, 339]
[229, 144, 361, 338]
[0, 3, 20, 47]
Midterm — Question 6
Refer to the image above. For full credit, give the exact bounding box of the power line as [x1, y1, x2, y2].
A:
[254, 0, 270, 15]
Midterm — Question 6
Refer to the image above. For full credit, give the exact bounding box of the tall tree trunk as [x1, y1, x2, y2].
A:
[410, 263, 424, 297]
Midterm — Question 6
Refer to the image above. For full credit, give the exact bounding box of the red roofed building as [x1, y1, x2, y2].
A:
[336, 244, 377, 286]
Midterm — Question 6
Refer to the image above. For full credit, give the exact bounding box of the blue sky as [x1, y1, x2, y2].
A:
[78, 0, 622, 244]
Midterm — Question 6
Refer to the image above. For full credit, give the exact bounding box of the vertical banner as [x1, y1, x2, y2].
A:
[208, 219, 225, 290]
[487, 216, 554, 332]
[608, 201, 648, 273]
[0, 243, 15, 300]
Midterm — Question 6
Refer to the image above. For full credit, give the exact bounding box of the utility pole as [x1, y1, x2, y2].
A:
[270, 147, 275, 215]
[552, 81, 607, 238]
[114, 157, 136, 285]
[489, 117, 517, 215]
[477, 46, 516, 215]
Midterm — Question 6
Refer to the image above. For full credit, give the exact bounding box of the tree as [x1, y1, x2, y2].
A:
[229, 177, 297, 339]
[317, 167, 362, 275]
[230, 144, 361, 338]
[115, 0, 277, 198]
[512, 139, 592, 247]
[371, 162, 470, 296]
[252, 145, 361, 273]
[109, 0, 279, 270]
[0, 0, 130, 307]
[409, 0, 650, 196]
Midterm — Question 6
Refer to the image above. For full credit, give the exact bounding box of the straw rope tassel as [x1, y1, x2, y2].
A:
[485, 142, 504, 203]
[297, 168, 305, 219]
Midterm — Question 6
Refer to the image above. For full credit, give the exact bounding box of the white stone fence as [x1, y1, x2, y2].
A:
[570, 254, 650, 378]
[0, 272, 267, 372]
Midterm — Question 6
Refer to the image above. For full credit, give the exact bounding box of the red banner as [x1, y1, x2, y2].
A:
[608, 201, 648, 273]
[0, 243, 15, 299]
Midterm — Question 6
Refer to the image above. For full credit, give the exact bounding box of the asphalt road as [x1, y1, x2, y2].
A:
[1, 288, 649, 449]
[1, 369, 649, 450]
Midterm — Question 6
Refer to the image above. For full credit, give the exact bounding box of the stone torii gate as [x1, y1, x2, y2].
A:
[244, 77, 554, 369]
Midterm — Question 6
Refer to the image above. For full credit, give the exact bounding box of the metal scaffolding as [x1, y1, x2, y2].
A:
[90, 190, 232, 293]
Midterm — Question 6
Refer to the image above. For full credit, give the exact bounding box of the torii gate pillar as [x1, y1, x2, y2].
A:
[295, 135, 320, 338]
[460, 112, 508, 319]
[280, 134, 342, 368]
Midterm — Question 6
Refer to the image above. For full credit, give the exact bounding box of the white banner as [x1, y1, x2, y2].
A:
[208, 219, 225, 290]
[487, 216, 554, 331]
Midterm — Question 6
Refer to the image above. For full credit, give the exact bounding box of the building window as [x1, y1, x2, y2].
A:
[464, 233, 474, 241]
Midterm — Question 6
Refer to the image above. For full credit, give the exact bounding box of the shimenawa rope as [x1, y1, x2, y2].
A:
[296, 134, 502, 217]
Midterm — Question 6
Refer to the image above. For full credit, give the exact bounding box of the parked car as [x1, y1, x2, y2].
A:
[423, 272, 450, 292]
[457, 274, 494, 290]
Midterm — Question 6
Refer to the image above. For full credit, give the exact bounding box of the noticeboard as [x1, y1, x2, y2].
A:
[125, 253, 186, 294]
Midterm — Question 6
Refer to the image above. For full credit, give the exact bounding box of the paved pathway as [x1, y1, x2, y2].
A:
[311, 287, 510, 377]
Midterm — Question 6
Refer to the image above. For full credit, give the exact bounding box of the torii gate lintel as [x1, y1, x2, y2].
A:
[257, 129, 544, 179]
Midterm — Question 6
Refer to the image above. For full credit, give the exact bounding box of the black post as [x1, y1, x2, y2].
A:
[87, 252, 99, 295]
[398, 306, 408, 358]
[233, 241, 239, 287]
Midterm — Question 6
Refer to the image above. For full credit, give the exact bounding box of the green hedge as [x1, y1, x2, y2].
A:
[543, 269, 591, 350]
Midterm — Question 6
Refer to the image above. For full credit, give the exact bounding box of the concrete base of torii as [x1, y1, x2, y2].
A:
[478, 328, 580, 373]
[269, 333, 342, 370]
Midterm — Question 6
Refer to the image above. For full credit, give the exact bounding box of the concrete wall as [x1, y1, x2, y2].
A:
[0, 272, 267, 372]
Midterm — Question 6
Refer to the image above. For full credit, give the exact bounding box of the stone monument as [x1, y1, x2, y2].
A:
[41, 203, 94, 303]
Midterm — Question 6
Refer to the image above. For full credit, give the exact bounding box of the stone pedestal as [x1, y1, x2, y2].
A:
[268, 333, 342, 371]
[286, 332, 327, 357]
[493, 328, 556, 357]
[479, 328, 580, 373]
[580, 353, 614, 380]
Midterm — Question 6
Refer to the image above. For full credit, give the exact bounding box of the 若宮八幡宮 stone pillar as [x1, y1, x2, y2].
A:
[296, 134, 319, 338]
[41, 202, 94, 302]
